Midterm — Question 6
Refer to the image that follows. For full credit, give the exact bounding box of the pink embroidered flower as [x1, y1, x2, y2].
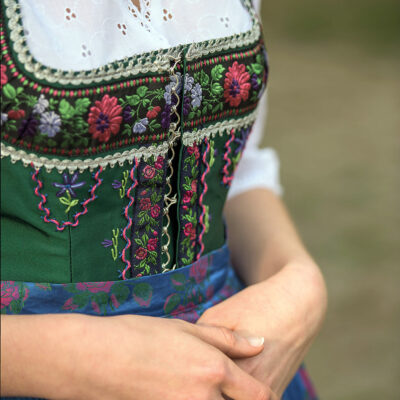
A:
[146, 106, 161, 120]
[8, 109, 25, 120]
[224, 61, 251, 107]
[184, 222, 196, 241]
[0, 64, 7, 87]
[62, 297, 79, 311]
[183, 190, 193, 204]
[191, 180, 197, 192]
[142, 165, 156, 179]
[110, 294, 120, 309]
[76, 282, 114, 293]
[1, 281, 19, 308]
[187, 144, 200, 159]
[150, 204, 160, 218]
[189, 257, 208, 284]
[88, 94, 122, 143]
[147, 238, 158, 251]
[135, 247, 148, 260]
[154, 155, 164, 170]
[170, 302, 199, 323]
[140, 197, 151, 211]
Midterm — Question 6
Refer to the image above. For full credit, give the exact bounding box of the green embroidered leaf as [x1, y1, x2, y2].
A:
[59, 197, 70, 205]
[74, 98, 91, 115]
[211, 82, 223, 96]
[126, 94, 141, 106]
[73, 292, 89, 308]
[133, 283, 153, 307]
[188, 111, 195, 120]
[134, 238, 144, 246]
[10, 300, 22, 314]
[59, 99, 75, 119]
[70, 199, 79, 207]
[137, 86, 148, 98]
[251, 63, 264, 75]
[163, 293, 180, 314]
[211, 64, 225, 81]
[47, 139, 57, 147]
[199, 70, 209, 86]
[2, 84, 16, 99]
[142, 98, 150, 106]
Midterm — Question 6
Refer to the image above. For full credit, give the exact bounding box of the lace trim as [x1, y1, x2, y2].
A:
[182, 108, 258, 146]
[3, 0, 260, 86]
[0, 141, 170, 173]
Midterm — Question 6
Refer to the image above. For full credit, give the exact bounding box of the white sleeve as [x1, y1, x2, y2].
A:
[227, 90, 283, 199]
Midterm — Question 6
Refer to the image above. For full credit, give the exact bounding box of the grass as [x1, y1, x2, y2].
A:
[259, 2, 400, 398]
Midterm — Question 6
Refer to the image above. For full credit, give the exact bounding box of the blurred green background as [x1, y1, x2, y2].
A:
[259, 1, 400, 399]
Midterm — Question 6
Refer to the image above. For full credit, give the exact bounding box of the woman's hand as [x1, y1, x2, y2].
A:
[197, 260, 327, 398]
[1, 313, 273, 400]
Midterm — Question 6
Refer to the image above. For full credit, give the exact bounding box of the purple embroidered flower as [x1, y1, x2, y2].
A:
[1, 112, 8, 126]
[234, 127, 251, 154]
[32, 94, 49, 114]
[184, 74, 194, 93]
[39, 111, 61, 137]
[101, 239, 113, 248]
[52, 171, 86, 198]
[111, 180, 122, 189]
[161, 104, 171, 130]
[191, 83, 202, 108]
[164, 72, 182, 105]
[123, 106, 134, 124]
[17, 116, 38, 139]
[251, 73, 260, 91]
[133, 118, 148, 134]
[183, 96, 191, 116]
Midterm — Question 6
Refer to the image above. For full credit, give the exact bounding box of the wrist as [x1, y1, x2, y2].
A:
[1, 313, 88, 399]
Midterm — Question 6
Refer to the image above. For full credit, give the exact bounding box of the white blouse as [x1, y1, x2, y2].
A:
[17, 0, 282, 198]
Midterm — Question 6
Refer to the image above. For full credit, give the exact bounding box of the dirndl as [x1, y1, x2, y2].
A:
[1, 244, 318, 400]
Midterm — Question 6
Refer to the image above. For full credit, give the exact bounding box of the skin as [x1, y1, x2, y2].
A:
[1, 189, 327, 399]
[198, 188, 328, 398]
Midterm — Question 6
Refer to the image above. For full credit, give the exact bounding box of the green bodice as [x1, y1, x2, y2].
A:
[1, 0, 268, 282]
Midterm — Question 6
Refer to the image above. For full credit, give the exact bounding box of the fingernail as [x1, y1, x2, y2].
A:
[246, 336, 264, 347]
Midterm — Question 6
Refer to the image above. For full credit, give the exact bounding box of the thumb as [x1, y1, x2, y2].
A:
[191, 323, 264, 358]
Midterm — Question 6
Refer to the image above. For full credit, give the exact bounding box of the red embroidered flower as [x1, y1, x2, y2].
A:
[184, 222, 196, 241]
[142, 165, 156, 179]
[147, 238, 158, 251]
[1, 281, 19, 308]
[88, 94, 122, 143]
[154, 155, 164, 170]
[191, 180, 197, 192]
[140, 197, 151, 211]
[135, 247, 148, 260]
[223, 61, 251, 107]
[0, 64, 7, 87]
[76, 282, 114, 293]
[183, 190, 193, 204]
[187, 144, 200, 159]
[150, 204, 161, 218]
[8, 109, 25, 120]
[146, 106, 161, 120]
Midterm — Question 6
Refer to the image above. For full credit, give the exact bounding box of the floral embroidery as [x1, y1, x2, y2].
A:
[102, 228, 120, 261]
[112, 170, 130, 198]
[178, 143, 202, 266]
[52, 171, 86, 198]
[130, 155, 167, 277]
[88, 94, 123, 142]
[224, 61, 251, 107]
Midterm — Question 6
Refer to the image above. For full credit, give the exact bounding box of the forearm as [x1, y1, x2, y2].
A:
[224, 188, 320, 285]
[1, 313, 84, 399]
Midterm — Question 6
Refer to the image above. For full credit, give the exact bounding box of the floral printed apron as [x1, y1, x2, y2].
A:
[0, 0, 318, 398]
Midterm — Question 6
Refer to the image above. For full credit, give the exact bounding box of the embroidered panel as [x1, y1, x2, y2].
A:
[129, 155, 168, 278]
